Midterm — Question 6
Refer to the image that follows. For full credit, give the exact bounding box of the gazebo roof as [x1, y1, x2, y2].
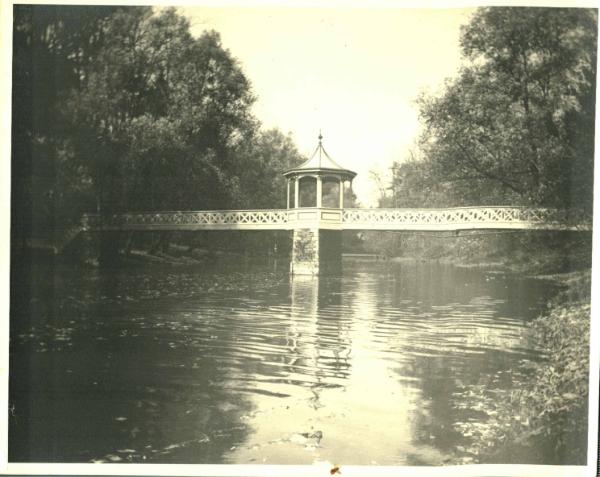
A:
[283, 133, 357, 179]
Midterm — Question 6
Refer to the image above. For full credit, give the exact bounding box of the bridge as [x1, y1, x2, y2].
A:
[80, 205, 591, 275]
[83, 206, 590, 232]
[78, 135, 592, 275]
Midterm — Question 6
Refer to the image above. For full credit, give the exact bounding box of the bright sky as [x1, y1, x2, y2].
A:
[180, 7, 474, 206]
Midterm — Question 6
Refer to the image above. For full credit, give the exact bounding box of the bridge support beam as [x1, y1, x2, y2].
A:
[291, 228, 342, 276]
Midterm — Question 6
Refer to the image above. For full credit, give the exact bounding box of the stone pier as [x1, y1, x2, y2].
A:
[291, 228, 342, 275]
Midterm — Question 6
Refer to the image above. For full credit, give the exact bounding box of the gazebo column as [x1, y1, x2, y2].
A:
[294, 178, 300, 208]
[348, 181, 353, 205]
[286, 181, 290, 209]
[339, 179, 345, 209]
[316, 176, 323, 208]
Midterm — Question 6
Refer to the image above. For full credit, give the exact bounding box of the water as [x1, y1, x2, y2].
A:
[9, 257, 555, 464]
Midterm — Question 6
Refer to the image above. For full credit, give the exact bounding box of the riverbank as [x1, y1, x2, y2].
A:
[362, 229, 592, 276]
[449, 268, 591, 465]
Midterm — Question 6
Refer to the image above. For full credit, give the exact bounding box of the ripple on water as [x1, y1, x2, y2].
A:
[10, 260, 554, 464]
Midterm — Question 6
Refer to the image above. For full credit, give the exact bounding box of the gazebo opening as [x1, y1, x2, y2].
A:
[322, 177, 340, 208]
[298, 176, 317, 207]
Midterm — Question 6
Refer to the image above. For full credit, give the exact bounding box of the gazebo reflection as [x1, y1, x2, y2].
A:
[287, 275, 351, 398]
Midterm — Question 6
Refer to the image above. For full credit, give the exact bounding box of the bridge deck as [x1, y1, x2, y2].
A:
[82, 207, 591, 232]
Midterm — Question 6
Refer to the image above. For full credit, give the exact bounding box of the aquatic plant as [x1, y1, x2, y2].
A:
[451, 272, 591, 464]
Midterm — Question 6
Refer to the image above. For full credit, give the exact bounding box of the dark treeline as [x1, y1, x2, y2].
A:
[12, 6, 304, 251]
[367, 7, 596, 269]
[387, 7, 596, 211]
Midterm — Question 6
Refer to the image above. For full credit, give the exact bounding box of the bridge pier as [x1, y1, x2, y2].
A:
[291, 228, 342, 276]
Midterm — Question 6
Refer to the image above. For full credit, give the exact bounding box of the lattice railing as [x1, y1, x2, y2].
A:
[342, 207, 591, 231]
[82, 209, 289, 230]
[81, 207, 591, 231]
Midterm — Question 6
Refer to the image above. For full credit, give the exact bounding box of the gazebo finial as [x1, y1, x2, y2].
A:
[318, 130, 323, 145]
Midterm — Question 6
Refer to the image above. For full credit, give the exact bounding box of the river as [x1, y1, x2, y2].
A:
[9, 256, 555, 465]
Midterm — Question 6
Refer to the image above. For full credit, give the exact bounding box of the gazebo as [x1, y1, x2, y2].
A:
[283, 133, 356, 210]
[283, 134, 356, 275]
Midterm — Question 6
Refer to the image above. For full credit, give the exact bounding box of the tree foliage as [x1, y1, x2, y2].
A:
[12, 5, 304, 246]
[397, 7, 597, 210]
[12, 5, 120, 238]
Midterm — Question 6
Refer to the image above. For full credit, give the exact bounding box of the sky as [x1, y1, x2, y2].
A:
[179, 6, 475, 206]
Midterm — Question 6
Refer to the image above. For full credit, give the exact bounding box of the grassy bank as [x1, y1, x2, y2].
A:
[450, 270, 592, 465]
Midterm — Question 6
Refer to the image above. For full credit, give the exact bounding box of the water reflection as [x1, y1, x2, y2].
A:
[10, 264, 259, 463]
[10, 259, 555, 465]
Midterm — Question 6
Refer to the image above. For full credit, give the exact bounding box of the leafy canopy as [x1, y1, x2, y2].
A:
[12, 5, 305, 240]
[393, 7, 597, 210]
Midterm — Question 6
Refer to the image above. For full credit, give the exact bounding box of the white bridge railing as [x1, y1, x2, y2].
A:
[83, 209, 289, 230]
[341, 207, 591, 231]
[82, 206, 591, 232]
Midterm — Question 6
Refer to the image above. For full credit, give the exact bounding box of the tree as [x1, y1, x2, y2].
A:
[415, 7, 596, 209]
[11, 5, 131, 258]
[234, 129, 305, 209]
[60, 7, 260, 213]
[12, 5, 307, 258]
